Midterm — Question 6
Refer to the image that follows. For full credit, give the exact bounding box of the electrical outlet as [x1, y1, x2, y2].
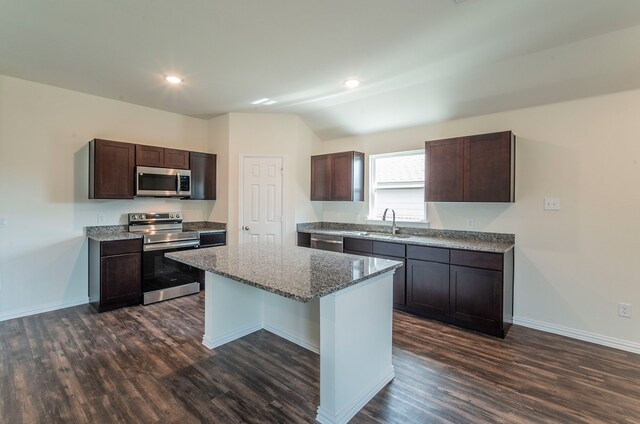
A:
[544, 197, 561, 211]
[0, 216, 7, 228]
[466, 219, 475, 228]
[618, 302, 632, 318]
[97, 214, 105, 224]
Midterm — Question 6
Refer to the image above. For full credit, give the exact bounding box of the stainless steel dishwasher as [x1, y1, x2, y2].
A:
[310, 234, 344, 252]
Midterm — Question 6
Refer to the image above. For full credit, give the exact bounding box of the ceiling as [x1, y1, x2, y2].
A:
[2, 0, 640, 140]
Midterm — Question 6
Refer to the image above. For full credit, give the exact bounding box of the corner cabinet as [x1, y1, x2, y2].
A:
[189, 152, 217, 200]
[311, 151, 364, 201]
[89, 238, 142, 312]
[425, 131, 515, 202]
[89, 139, 136, 199]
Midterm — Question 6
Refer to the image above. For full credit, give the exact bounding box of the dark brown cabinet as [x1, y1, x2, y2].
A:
[189, 152, 217, 200]
[312, 234, 514, 337]
[343, 238, 406, 307]
[136, 144, 190, 169]
[310, 151, 365, 201]
[425, 130, 515, 203]
[89, 238, 142, 312]
[407, 259, 449, 315]
[89, 139, 136, 199]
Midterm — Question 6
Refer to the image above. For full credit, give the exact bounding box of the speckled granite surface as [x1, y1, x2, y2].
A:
[86, 221, 226, 241]
[182, 221, 226, 234]
[166, 243, 402, 302]
[297, 222, 514, 253]
[85, 225, 142, 242]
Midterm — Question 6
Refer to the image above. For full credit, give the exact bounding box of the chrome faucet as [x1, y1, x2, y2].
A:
[382, 208, 398, 235]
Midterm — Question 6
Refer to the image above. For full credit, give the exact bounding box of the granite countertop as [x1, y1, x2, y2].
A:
[182, 221, 226, 234]
[297, 222, 515, 253]
[86, 221, 226, 241]
[86, 225, 143, 242]
[166, 243, 403, 302]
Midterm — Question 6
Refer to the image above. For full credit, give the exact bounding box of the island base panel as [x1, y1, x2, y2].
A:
[202, 271, 396, 424]
[316, 272, 395, 424]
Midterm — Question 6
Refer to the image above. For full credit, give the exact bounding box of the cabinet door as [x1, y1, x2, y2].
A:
[311, 154, 332, 200]
[190, 152, 216, 200]
[406, 259, 450, 315]
[91, 139, 135, 199]
[136, 144, 164, 167]
[164, 148, 190, 169]
[331, 151, 355, 201]
[425, 138, 464, 202]
[100, 253, 141, 306]
[464, 131, 513, 202]
[376, 254, 406, 307]
[449, 265, 502, 325]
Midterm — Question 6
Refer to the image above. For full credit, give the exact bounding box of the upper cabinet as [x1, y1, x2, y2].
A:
[311, 151, 364, 201]
[135, 145, 190, 169]
[189, 152, 217, 200]
[89, 139, 136, 199]
[89, 139, 216, 200]
[425, 131, 515, 203]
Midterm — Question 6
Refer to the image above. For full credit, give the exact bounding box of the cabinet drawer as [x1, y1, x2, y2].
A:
[372, 241, 405, 258]
[450, 250, 503, 271]
[406, 245, 449, 263]
[344, 237, 372, 253]
[101, 239, 142, 256]
[200, 232, 226, 247]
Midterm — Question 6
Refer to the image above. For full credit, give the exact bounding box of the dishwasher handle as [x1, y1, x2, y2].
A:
[310, 235, 344, 252]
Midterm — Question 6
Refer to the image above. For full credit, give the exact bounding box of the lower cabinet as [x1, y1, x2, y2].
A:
[343, 235, 513, 338]
[406, 259, 449, 316]
[449, 265, 502, 327]
[89, 238, 142, 312]
[344, 239, 407, 308]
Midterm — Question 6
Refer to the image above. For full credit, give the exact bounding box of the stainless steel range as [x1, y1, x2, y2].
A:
[128, 212, 201, 305]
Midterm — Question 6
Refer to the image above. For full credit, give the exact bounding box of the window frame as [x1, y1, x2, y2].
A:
[367, 149, 428, 224]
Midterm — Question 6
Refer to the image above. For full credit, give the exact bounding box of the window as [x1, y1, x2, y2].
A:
[368, 150, 426, 222]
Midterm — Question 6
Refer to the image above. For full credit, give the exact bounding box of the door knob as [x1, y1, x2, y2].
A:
[243, 226, 250, 230]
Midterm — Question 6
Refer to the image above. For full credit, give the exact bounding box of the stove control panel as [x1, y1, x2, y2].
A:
[128, 212, 182, 223]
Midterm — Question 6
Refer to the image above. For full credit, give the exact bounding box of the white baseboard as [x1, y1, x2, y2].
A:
[0, 297, 89, 322]
[263, 322, 320, 354]
[512, 315, 640, 355]
[203, 322, 262, 349]
[316, 366, 395, 424]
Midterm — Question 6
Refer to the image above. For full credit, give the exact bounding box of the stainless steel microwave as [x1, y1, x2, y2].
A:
[136, 166, 191, 197]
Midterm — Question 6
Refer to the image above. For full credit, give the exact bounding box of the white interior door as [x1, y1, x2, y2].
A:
[241, 156, 283, 244]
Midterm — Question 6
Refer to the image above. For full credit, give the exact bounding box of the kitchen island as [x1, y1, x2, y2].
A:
[167, 243, 402, 424]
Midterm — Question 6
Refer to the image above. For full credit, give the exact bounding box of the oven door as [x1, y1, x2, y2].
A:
[142, 241, 201, 304]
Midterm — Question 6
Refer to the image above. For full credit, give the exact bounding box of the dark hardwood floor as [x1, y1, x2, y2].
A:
[1, 293, 639, 423]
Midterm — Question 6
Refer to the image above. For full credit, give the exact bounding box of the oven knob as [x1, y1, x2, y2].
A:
[169, 213, 175, 219]
[140, 214, 145, 220]
[132, 215, 138, 220]
[176, 213, 181, 219]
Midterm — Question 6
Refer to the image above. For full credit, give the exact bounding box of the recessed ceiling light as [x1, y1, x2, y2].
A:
[252, 98, 270, 105]
[344, 79, 360, 89]
[165, 75, 183, 84]
[264, 100, 277, 105]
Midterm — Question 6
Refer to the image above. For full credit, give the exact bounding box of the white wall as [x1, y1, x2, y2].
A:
[320, 89, 640, 349]
[0, 75, 216, 319]
[225, 113, 324, 245]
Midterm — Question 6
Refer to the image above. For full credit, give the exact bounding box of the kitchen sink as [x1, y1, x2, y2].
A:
[369, 233, 411, 239]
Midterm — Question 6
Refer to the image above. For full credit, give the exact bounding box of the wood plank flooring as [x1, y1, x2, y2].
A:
[1, 293, 639, 423]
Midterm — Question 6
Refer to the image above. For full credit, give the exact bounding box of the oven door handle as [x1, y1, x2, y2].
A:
[144, 240, 200, 252]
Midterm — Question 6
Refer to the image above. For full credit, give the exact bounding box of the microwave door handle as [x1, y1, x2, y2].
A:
[176, 172, 181, 194]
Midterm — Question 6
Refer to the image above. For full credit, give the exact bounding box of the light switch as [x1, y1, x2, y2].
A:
[544, 198, 560, 211]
